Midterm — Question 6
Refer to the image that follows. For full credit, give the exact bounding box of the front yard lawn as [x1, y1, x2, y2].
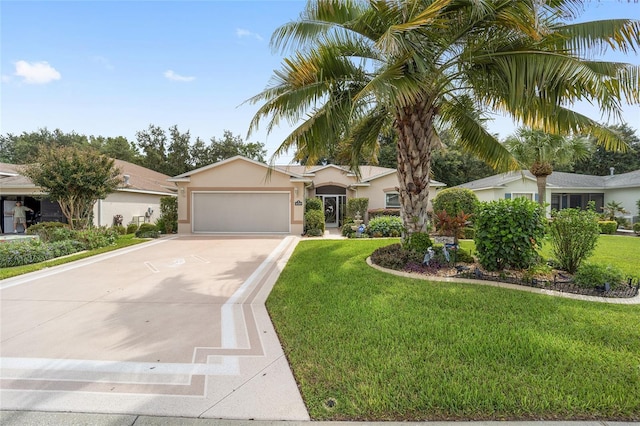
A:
[267, 239, 640, 421]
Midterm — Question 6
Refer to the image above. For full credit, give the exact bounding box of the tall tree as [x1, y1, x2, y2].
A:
[189, 136, 214, 169]
[22, 146, 121, 229]
[0, 128, 88, 163]
[247, 0, 639, 236]
[136, 124, 168, 174]
[166, 125, 193, 176]
[504, 128, 591, 206]
[209, 130, 266, 163]
[571, 124, 640, 175]
[88, 135, 141, 164]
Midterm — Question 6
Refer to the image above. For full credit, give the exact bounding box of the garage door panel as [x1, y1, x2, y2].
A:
[193, 193, 289, 233]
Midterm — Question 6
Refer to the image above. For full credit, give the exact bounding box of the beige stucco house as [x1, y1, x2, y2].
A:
[0, 160, 176, 232]
[456, 169, 640, 223]
[168, 156, 445, 235]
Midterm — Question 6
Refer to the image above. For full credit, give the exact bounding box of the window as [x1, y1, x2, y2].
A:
[511, 193, 533, 200]
[385, 193, 400, 208]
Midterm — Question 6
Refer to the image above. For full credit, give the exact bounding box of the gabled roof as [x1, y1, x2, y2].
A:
[605, 169, 640, 188]
[456, 169, 640, 190]
[169, 156, 306, 181]
[113, 159, 176, 195]
[274, 163, 445, 186]
[0, 160, 176, 195]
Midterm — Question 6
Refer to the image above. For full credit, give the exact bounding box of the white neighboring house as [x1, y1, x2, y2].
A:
[0, 160, 176, 232]
[456, 169, 640, 223]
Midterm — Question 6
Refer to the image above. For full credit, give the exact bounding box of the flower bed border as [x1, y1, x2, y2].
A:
[366, 257, 640, 305]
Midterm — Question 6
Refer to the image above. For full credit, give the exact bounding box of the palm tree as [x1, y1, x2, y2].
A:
[247, 0, 639, 236]
[504, 128, 591, 208]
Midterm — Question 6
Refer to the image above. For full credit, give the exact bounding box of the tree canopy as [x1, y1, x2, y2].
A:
[247, 0, 640, 235]
[22, 146, 122, 229]
[1, 126, 267, 176]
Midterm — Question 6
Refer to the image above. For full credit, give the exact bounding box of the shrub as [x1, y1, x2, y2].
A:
[598, 221, 617, 234]
[159, 196, 178, 233]
[371, 243, 423, 270]
[474, 198, 546, 271]
[0, 238, 86, 268]
[634, 222, 640, 235]
[126, 223, 139, 234]
[47, 239, 86, 258]
[434, 210, 472, 244]
[367, 208, 400, 219]
[111, 225, 127, 235]
[305, 197, 323, 212]
[550, 207, 600, 273]
[431, 188, 478, 218]
[346, 198, 369, 220]
[0, 239, 49, 267]
[76, 227, 119, 249]
[574, 263, 625, 290]
[26, 221, 69, 242]
[48, 227, 78, 242]
[135, 223, 159, 238]
[451, 247, 474, 263]
[367, 215, 404, 237]
[402, 232, 432, 254]
[304, 209, 325, 237]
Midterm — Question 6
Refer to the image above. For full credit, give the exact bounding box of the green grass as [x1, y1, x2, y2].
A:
[459, 234, 640, 278]
[0, 234, 149, 280]
[267, 239, 640, 421]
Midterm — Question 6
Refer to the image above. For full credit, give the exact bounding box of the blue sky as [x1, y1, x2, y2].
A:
[1, 0, 639, 164]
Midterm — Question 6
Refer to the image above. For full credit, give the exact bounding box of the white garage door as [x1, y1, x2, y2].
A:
[192, 192, 290, 233]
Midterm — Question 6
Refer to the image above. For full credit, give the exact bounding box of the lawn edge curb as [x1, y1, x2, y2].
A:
[366, 257, 640, 305]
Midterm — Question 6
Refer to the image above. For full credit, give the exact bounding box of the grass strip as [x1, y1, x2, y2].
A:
[267, 239, 640, 421]
[0, 234, 149, 280]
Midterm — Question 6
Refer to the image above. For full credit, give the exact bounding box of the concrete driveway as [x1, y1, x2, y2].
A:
[0, 235, 309, 421]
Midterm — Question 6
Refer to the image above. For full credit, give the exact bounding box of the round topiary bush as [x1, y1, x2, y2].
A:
[135, 223, 159, 238]
[305, 197, 323, 212]
[431, 188, 479, 218]
[126, 223, 139, 234]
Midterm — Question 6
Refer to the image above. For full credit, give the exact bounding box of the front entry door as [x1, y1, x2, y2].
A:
[323, 196, 338, 228]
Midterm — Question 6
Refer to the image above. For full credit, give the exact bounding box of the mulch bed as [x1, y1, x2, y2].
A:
[399, 262, 639, 299]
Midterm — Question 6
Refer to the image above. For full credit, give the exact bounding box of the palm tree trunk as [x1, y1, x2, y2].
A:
[394, 100, 437, 236]
[536, 174, 547, 208]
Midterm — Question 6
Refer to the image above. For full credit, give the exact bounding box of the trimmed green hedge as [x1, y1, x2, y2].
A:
[598, 220, 617, 234]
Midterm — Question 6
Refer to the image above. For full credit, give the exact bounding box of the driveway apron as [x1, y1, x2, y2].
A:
[0, 236, 309, 420]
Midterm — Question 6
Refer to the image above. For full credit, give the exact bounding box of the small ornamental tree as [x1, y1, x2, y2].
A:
[474, 198, 546, 271]
[23, 146, 121, 230]
[549, 207, 600, 273]
[431, 188, 479, 218]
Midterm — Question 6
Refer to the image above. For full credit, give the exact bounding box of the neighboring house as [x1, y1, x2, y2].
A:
[168, 156, 445, 235]
[0, 160, 176, 232]
[456, 169, 640, 222]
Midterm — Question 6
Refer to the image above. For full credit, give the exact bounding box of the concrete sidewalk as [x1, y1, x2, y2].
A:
[1, 411, 637, 425]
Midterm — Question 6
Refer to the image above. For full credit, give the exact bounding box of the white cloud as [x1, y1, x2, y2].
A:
[14, 60, 61, 84]
[91, 55, 114, 70]
[1, 75, 11, 83]
[163, 70, 195, 82]
[236, 28, 263, 42]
